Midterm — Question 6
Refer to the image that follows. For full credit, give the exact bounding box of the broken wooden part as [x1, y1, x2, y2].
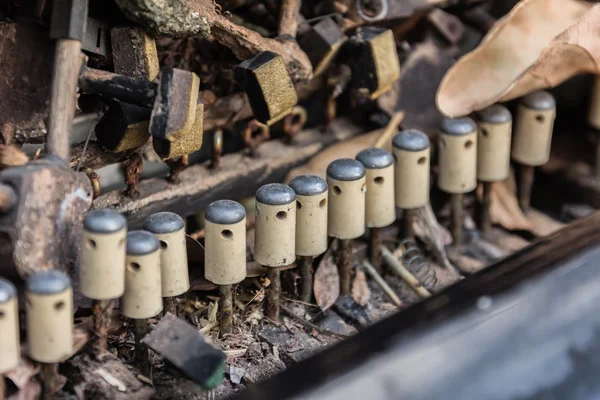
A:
[235, 51, 298, 125]
[278, 0, 300, 37]
[380, 246, 431, 299]
[153, 100, 204, 160]
[0, 156, 93, 280]
[361, 260, 402, 307]
[143, 313, 226, 389]
[0, 278, 20, 375]
[480, 179, 534, 232]
[436, 0, 591, 118]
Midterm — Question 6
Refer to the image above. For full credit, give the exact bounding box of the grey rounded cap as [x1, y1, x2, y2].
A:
[126, 230, 160, 256]
[477, 104, 512, 124]
[392, 130, 430, 151]
[144, 212, 185, 234]
[356, 148, 394, 169]
[205, 200, 246, 224]
[26, 270, 71, 295]
[440, 117, 477, 136]
[256, 183, 296, 205]
[522, 90, 555, 110]
[289, 175, 328, 196]
[84, 209, 127, 233]
[326, 158, 366, 181]
[0, 278, 16, 303]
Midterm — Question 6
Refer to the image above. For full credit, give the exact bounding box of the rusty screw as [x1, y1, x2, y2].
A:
[210, 129, 223, 169]
[85, 168, 101, 199]
[283, 106, 308, 138]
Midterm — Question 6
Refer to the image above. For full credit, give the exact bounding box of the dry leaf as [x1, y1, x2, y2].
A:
[313, 247, 339, 311]
[487, 180, 534, 232]
[0, 145, 29, 168]
[6, 358, 39, 389]
[527, 209, 566, 237]
[436, 0, 591, 118]
[413, 204, 459, 275]
[351, 269, 370, 306]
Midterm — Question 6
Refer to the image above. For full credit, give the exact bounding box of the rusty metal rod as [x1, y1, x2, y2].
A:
[480, 182, 493, 237]
[299, 256, 313, 303]
[266, 268, 281, 321]
[218, 284, 233, 335]
[380, 245, 432, 299]
[133, 319, 150, 377]
[518, 165, 535, 212]
[368, 227, 382, 272]
[40, 362, 60, 400]
[361, 261, 402, 307]
[400, 208, 413, 240]
[338, 239, 353, 295]
[450, 193, 463, 246]
[91, 299, 113, 360]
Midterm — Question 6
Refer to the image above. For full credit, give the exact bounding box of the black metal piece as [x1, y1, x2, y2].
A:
[143, 313, 225, 388]
[236, 212, 600, 400]
[50, 0, 89, 41]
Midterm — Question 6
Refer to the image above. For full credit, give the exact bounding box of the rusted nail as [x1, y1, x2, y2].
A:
[167, 154, 189, 183]
[210, 129, 223, 169]
[85, 168, 101, 199]
[242, 119, 270, 157]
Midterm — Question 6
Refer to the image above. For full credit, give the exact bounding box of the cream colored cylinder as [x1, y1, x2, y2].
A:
[0, 280, 20, 373]
[205, 219, 247, 284]
[327, 177, 366, 239]
[26, 273, 73, 363]
[365, 165, 395, 228]
[121, 232, 163, 319]
[153, 229, 189, 297]
[477, 120, 512, 182]
[588, 76, 600, 129]
[438, 132, 477, 194]
[254, 202, 296, 267]
[394, 146, 430, 209]
[295, 193, 328, 256]
[512, 105, 556, 166]
[80, 227, 127, 300]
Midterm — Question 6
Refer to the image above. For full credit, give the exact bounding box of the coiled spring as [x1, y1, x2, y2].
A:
[398, 237, 437, 290]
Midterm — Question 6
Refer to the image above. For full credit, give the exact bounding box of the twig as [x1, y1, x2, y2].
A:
[361, 261, 403, 307]
[280, 304, 349, 339]
[279, 0, 301, 37]
[281, 296, 318, 307]
[380, 246, 432, 299]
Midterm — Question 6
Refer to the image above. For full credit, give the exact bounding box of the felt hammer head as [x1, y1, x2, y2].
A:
[150, 67, 200, 142]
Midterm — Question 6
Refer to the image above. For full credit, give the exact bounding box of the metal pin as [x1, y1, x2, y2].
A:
[121, 231, 163, 376]
[0, 278, 19, 400]
[438, 118, 478, 246]
[326, 159, 366, 294]
[475, 104, 512, 236]
[144, 212, 190, 318]
[254, 184, 297, 320]
[356, 148, 395, 270]
[289, 174, 328, 303]
[204, 200, 247, 335]
[392, 130, 431, 240]
[26, 271, 73, 399]
[81, 209, 127, 359]
[512, 91, 556, 212]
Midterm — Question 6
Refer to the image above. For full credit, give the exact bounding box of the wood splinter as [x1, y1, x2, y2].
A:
[254, 184, 297, 320]
[204, 200, 247, 335]
[144, 212, 190, 318]
[289, 174, 329, 303]
[0, 278, 20, 400]
[121, 231, 163, 377]
[26, 271, 74, 399]
[327, 159, 366, 295]
[356, 148, 395, 271]
[438, 117, 478, 247]
[81, 209, 127, 359]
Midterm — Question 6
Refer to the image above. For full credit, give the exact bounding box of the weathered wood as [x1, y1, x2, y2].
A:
[93, 119, 363, 227]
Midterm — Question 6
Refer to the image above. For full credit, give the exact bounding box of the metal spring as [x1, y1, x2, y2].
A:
[398, 237, 437, 290]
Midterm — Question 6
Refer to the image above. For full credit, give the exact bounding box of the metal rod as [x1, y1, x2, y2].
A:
[518, 164, 535, 212]
[91, 299, 113, 359]
[40, 362, 60, 400]
[47, 39, 82, 162]
[266, 268, 281, 321]
[338, 239, 353, 295]
[450, 193, 463, 246]
[361, 261, 402, 307]
[368, 227, 382, 272]
[164, 297, 177, 316]
[299, 256, 313, 303]
[480, 181, 493, 237]
[380, 245, 432, 299]
[218, 284, 233, 336]
[133, 319, 150, 376]
[400, 208, 413, 239]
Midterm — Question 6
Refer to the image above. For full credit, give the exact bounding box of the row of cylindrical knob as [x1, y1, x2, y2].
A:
[439, 90, 556, 193]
